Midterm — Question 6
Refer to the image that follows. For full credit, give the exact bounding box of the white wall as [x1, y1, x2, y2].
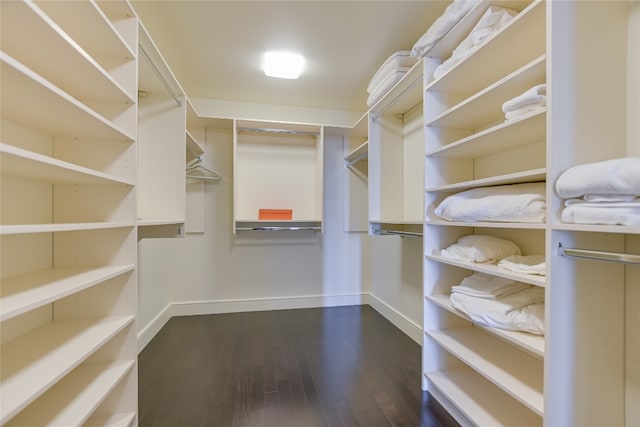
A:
[137, 123, 424, 349]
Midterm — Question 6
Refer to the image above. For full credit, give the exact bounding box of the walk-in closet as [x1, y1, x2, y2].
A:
[1, 1, 638, 426]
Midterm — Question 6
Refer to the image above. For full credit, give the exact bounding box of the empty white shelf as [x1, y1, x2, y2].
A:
[370, 60, 423, 118]
[6, 360, 134, 427]
[0, 144, 134, 186]
[1, 53, 134, 141]
[0, 222, 135, 235]
[425, 254, 546, 287]
[344, 140, 369, 165]
[85, 412, 136, 427]
[426, 367, 542, 426]
[2, 0, 134, 104]
[0, 316, 134, 424]
[425, 109, 546, 158]
[426, 327, 543, 415]
[425, 168, 546, 193]
[426, 294, 544, 358]
[0, 265, 135, 322]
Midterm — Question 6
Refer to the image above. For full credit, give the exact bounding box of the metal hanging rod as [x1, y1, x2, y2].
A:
[236, 226, 321, 232]
[557, 243, 640, 265]
[237, 127, 320, 136]
[370, 74, 423, 122]
[379, 230, 423, 238]
[139, 44, 182, 108]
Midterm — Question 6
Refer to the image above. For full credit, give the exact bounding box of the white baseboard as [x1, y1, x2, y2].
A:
[368, 293, 423, 345]
[171, 292, 369, 317]
[137, 303, 172, 354]
[137, 292, 423, 352]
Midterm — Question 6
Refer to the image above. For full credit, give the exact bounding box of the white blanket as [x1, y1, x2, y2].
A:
[451, 273, 529, 299]
[561, 204, 640, 226]
[555, 157, 640, 199]
[433, 6, 517, 79]
[434, 182, 546, 223]
[410, 0, 481, 59]
[450, 287, 545, 334]
[498, 255, 546, 276]
[367, 69, 409, 107]
[440, 234, 521, 263]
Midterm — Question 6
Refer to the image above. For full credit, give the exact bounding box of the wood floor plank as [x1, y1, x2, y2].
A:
[139, 305, 458, 427]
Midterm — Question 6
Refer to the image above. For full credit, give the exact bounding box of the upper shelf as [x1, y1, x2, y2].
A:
[369, 60, 423, 119]
[1, 53, 135, 141]
[344, 141, 369, 165]
[0, 144, 134, 186]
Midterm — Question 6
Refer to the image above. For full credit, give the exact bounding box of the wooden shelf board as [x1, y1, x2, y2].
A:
[0, 316, 134, 424]
[185, 130, 205, 156]
[6, 360, 134, 427]
[2, 1, 134, 105]
[0, 265, 135, 322]
[425, 368, 542, 426]
[0, 222, 135, 236]
[426, 294, 544, 358]
[425, 327, 543, 415]
[344, 140, 369, 164]
[35, 0, 136, 60]
[425, 220, 546, 230]
[426, 55, 546, 129]
[137, 220, 184, 227]
[85, 412, 136, 427]
[424, 253, 546, 287]
[370, 60, 423, 117]
[425, 168, 546, 193]
[0, 144, 134, 186]
[425, 110, 546, 158]
[1, 54, 134, 141]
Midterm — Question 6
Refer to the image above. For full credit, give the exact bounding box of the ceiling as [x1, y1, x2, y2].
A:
[131, 1, 449, 114]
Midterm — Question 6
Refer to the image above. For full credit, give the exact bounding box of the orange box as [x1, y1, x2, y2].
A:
[259, 209, 293, 220]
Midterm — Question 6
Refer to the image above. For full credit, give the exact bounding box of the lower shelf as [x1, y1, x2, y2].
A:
[426, 327, 543, 415]
[6, 360, 134, 427]
[0, 316, 134, 424]
[85, 412, 136, 427]
[426, 368, 542, 427]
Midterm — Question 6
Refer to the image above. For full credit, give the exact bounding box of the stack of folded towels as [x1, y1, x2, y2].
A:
[432, 5, 517, 80]
[410, 0, 481, 59]
[502, 84, 546, 121]
[434, 182, 547, 223]
[555, 157, 640, 226]
[450, 273, 545, 334]
[366, 51, 418, 107]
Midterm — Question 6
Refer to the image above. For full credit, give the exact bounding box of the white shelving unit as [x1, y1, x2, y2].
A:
[422, 1, 547, 425]
[1, 0, 138, 425]
[342, 113, 369, 232]
[368, 60, 424, 236]
[233, 119, 324, 233]
[137, 21, 186, 234]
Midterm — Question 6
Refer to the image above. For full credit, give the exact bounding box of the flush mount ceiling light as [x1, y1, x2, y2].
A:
[263, 51, 305, 79]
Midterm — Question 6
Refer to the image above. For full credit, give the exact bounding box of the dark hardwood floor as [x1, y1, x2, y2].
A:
[138, 305, 458, 427]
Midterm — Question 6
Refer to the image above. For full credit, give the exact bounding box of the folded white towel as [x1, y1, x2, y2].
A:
[367, 69, 409, 107]
[502, 84, 547, 113]
[440, 234, 521, 264]
[498, 255, 546, 276]
[434, 182, 546, 223]
[583, 194, 639, 202]
[451, 273, 530, 299]
[367, 51, 417, 94]
[555, 157, 640, 199]
[505, 103, 546, 121]
[411, 0, 481, 59]
[433, 6, 517, 79]
[450, 287, 545, 334]
[561, 205, 640, 226]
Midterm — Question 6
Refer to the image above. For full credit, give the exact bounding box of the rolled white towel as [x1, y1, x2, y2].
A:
[502, 84, 547, 113]
[504, 103, 546, 121]
[434, 182, 546, 223]
[451, 273, 530, 299]
[555, 157, 640, 199]
[498, 255, 546, 276]
[440, 234, 521, 264]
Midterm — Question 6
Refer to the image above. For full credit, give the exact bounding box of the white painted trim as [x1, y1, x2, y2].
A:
[171, 292, 369, 317]
[368, 293, 423, 345]
[137, 303, 173, 354]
